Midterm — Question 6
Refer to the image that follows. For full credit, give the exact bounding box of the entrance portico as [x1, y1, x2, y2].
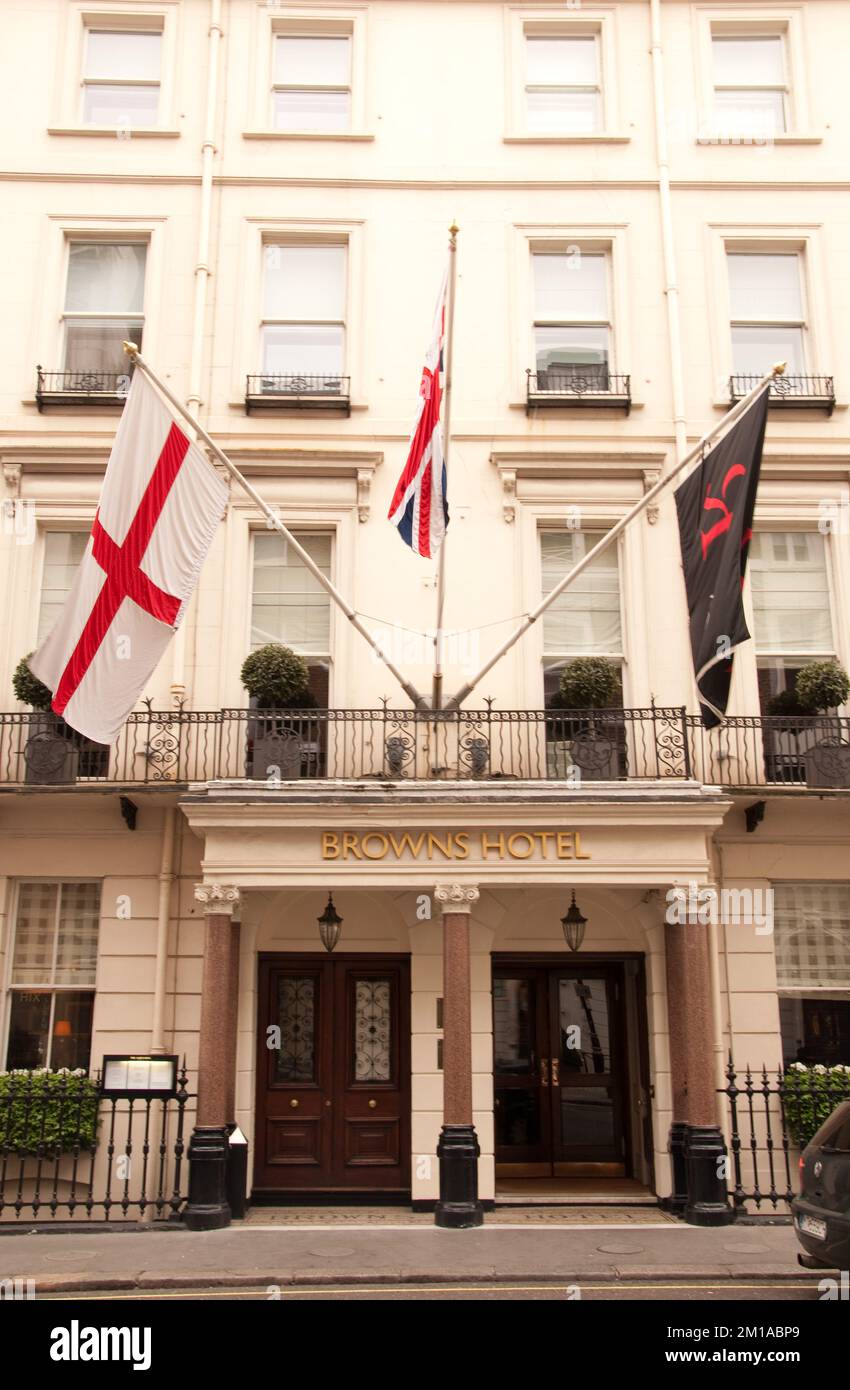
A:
[181, 783, 735, 1224]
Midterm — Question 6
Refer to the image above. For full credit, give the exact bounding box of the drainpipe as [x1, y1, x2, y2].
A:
[150, 807, 177, 1054]
[649, 0, 688, 464]
[170, 0, 223, 703]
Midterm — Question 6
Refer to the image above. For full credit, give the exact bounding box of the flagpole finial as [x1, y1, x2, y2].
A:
[123, 341, 139, 359]
[772, 360, 786, 375]
[449, 222, 459, 241]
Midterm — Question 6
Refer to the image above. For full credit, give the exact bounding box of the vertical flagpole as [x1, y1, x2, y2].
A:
[432, 222, 459, 711]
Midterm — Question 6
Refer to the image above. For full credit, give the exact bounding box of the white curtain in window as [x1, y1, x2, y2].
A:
[774, 883, 850, 989]
[263, 245, 346, 320]
[251, 533, 332, 653]
[275, 35, 350, 86]
[11, 882, 100, 987]
[65, 243, 147, 313]
[712, 36, 784, 87]
[526, 36, 597, 85]
[541, 532, 622, 655]
[727, 254, 802, 322]
[749, 533, 833, 654]
[86, 30, 162, 80]
[534, 252, 607, 321]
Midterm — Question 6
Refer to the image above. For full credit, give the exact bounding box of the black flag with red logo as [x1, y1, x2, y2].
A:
[675, 387, 769, 728]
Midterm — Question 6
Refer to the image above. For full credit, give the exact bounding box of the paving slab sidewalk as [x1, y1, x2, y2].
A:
[0, 1220, 826, 1292]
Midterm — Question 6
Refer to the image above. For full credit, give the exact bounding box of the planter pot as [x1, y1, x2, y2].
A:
[24, 728, 79, 785]
[804, 741, 850, 788]
[250, 730, 303, 781]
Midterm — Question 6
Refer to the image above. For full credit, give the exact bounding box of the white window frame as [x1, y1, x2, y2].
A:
[510, 225, 635, 407]
[504, 7, 626, 144]
[539, 526, 626, 700]
[49, 3, 180, 138]
[61, 239, 148, 376]
[25, 217, 165, 405]
[531, 247, 615, 381]
[36, 528, 91, 645]
[704, 226, 834, 407]
[248, 526, 335, 674]
[748, 530, 838, 666]
[773, 883, 850, 996]
[231, 219, 364, 407]
[692, 7, 818, 145]
[726, 248, 808, 379]
[259, 240, 348, 382]
[2, 880, 101, 1074]
[244, 7, 371, 141]
[710, 30, 789, 141]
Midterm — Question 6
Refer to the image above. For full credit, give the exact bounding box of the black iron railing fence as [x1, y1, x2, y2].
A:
[720, 1058, 850, 1212]
[1, 706, 849, 788]
[527, 367, 631, 408]
[36, 368, 131, 408]
[0, 1065, 192, 1223]
[729, 374, 835, 412]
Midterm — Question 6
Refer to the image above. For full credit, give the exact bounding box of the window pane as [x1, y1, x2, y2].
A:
[83, 83, 160, 126]
[353, 980, 392, 1082]
[542, 531, 622, 655]
[749, 533, 833, 654]
[275, 976, 316, 1082]
[5, 992, 52, 1070]
[55, 882, 101, 988]
[559, 977, 612, 1071]
[712, 89, 786, 139]
[64, 319, 144, 374]
[39, 532, 89, 643]
[275, 35, 351, 86]
[65, 244, 147, 313]
[263, 244, 346, 320]
[731, 325, 804, 375]
[526, 36, 597, 85]
[12, 883, 59, 985]
[49, 992, 96, 1072]
[535, 325, 609, 373]
[251, 533, 332, 653]
[261, 324, 344, 377]
[534, 253, 608, 320]
[774, 884, 850, 991]
[527, 89, 601, 134]
[273, 88, 350, 132]
[85, 30, 162, 81]
[712, 35, 784, 86]
[728, 254, 802, 321]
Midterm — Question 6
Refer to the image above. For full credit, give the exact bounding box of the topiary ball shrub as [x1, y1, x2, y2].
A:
[12, 655, 54, 711]
[795, 660, 850, 714]
[240, 644, 310, 709]
[558, 657, 620, 710]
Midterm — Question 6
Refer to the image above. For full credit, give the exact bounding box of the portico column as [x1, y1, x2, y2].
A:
[665, 887, 733, 1226]
[184, 883, 241, 1231]
[434, 883, 484, 1229]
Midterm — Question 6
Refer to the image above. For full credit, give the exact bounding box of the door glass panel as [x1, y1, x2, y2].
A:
[275, 976, 316, 1082]
[558, 976, 612, 1074]
[498, 1090, 542, 1148]
[493, 978, 534, 1074]
[354, 979, 392, 1081]
[558, 1087, 617, 1150]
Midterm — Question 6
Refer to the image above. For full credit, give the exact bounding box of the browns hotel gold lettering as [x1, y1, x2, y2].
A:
[321, 830, 591, 861]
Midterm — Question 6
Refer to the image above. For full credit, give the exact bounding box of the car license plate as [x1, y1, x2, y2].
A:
[798, 1214, 827, 1240]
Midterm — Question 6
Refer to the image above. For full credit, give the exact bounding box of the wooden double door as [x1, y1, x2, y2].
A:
[494, 960, 633, 1177]
[254, 955, 410, 1193]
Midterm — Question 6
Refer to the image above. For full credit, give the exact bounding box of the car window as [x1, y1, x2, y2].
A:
[811, 1102, 850, 1151]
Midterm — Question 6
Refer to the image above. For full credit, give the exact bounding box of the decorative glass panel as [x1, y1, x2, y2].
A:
[275, 977, 316, 1082]
[354, 979, 391, 1082]
[774, 884, 850, 990]
[557, 977, 612, 1073]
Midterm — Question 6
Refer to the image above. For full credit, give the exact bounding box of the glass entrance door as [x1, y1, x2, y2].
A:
[494, 962, 629, 1177]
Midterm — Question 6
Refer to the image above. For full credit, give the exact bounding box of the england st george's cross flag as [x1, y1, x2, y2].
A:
[30, 370, 228, 745]
[674, 385, 770, 729]
[387, 267, 449, 558]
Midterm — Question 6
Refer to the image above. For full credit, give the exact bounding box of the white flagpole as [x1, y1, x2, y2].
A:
[122, 343, 427, 710]
[431, 223, 459, 711]
[446, 364, 785, 711]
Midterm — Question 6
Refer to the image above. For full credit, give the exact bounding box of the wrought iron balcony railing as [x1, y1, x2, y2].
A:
[1, 706, 848, 790]
[36, 367, 131, 411]
[527, 367, 631, 414]
[730, 374, 835, 414]
[245, 373, 351, 414]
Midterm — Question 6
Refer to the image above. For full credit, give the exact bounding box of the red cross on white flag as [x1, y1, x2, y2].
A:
[30, 370, 228, 745]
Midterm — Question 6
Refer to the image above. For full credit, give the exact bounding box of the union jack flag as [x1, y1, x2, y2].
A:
[387, 268, 449, 558]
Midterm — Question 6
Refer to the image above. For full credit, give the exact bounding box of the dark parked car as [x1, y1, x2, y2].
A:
[793, 1100, 850, 1270]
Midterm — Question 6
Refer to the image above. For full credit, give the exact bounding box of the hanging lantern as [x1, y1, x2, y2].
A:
[561, 890, 587, 952]
[317, 893, 343, 953]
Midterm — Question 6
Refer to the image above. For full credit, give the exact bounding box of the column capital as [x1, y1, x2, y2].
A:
[435, 883, 480, 916]
[194, 883, 241, 916]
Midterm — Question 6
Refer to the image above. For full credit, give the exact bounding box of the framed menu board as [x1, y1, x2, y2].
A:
[101, 1055, 179, 1098]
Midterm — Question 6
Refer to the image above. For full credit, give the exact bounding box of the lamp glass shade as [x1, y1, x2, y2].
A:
[53, 1020, 73, 1038]
[317, 893, 343, 953]
[561, 891, 587, 952]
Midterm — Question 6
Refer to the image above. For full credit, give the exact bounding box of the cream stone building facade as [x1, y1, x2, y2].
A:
[1, 0, 849, 1226]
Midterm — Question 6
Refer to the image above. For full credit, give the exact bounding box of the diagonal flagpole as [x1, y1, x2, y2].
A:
[431, 223, 459, 711]
[122, 342, 426, 710]
[445, 363, 786, 711]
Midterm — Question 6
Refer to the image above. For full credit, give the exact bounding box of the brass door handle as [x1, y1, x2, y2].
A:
[551, 1057, 560, 1087]
[289, 1098, 299, 1108]
[540, 1057, 549, 1086]
[368, 1099, 377, 1109]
